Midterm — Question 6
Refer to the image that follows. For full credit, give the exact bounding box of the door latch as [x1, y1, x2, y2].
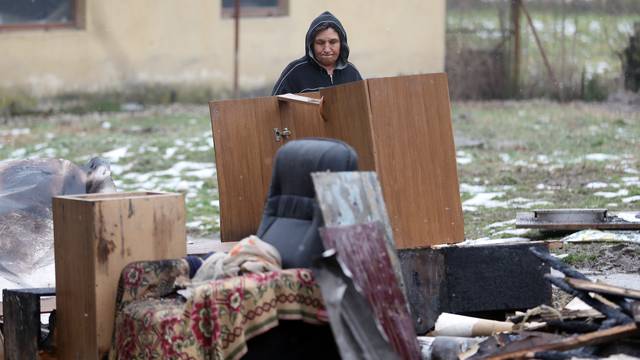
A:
[273, 127, 292, 142]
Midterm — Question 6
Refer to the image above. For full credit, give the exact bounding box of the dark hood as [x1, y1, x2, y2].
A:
[305, 11, 350, 70]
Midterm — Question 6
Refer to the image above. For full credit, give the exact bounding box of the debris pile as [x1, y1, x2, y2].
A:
[419, 246, 640, 359]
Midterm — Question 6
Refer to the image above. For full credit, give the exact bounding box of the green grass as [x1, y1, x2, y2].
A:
[452, 100, 640, 239]
[562, 252, 599, 266]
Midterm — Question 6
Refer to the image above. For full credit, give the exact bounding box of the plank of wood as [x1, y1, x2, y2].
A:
[53, 191, 186, 359]
[485, 322, 638, 360]
[320, 222, 421, 360]
[366, 74, 465, 247]
[565, 277, 640, 300]
[209, 97, 281, 242]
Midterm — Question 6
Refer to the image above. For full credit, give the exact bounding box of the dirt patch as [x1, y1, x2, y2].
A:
[557, 242, 640, 274]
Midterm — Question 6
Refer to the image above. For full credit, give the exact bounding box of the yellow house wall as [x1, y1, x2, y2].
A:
[0, 0, 445, 97]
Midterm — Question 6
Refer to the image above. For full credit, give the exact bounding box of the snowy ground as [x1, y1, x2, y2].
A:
[1, 100, 639, 293]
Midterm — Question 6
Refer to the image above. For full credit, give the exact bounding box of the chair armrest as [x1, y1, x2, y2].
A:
[114, 258, 190, 311]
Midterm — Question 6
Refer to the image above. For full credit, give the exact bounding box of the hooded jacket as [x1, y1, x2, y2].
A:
[271, 11, 363, 95]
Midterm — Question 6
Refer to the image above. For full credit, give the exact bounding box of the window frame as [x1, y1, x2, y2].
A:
[0, 0, 85, 32]
[221, 0, 288, 18]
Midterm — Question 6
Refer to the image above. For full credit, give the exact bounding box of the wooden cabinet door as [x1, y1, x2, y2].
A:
[209, 97, 281, 242]
[366, 74, 465, 248]
[319, 80, 377, 171]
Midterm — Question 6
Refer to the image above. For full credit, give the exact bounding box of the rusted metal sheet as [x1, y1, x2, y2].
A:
[313, 251, 401, 360]
[319, 222, 421, 360]
[311, 171, 407, 297]
[516, 209, 640, 230]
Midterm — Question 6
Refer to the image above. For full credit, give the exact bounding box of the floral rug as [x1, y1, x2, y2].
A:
[111, 259, 327, 360]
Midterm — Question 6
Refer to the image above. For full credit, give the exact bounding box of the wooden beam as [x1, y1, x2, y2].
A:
[565, 277, 640, 301]
[486, 322, 638, 360]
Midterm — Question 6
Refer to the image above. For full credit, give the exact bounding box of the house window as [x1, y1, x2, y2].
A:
[0, 0, 84, 31]
[221, 0, 288, 18]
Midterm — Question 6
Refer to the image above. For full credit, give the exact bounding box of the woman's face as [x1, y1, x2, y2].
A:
[313, 27, 341, 69]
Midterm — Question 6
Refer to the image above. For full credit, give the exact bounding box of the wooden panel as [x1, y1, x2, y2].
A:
[320, 80, 376, 170]
[53, 191, 187, 359]
[319, 222, 421, 360]
[366, 73, 464, 248]
[278, 91, 327, 141]
[210, 98, 281, 242]
[53, 195, 96, 359]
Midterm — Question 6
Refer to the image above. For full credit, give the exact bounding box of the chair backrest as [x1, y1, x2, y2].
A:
[256, 138, 358, 268]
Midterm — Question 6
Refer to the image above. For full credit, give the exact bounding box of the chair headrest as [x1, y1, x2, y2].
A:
[270, 138, 358, 198]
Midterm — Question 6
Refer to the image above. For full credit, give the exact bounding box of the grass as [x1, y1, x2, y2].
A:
[562, 252, 598, 267]
[451, 100, 640, 239]
[1, 100, 639, 240]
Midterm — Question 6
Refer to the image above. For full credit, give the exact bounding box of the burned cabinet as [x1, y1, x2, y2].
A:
[209, 73, 464, 248]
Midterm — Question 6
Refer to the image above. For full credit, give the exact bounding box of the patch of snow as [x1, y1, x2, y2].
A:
[622, 195, 640, 204]
[195, 145, 212, 152]
[584, 153, 619, 162]
[462, 192, 506, 209]
[185, 168, 215, 179]
[624, 168, 639, 174]
[102, 146, 129, 162]
[616, 212, 640, 222]
[622, 177, 640, 187]
[532, 19, 545, 31]
[499, 153, 511, 163]
[585, 182, 609, 189]
[164, 147, 178, 159]
[160, 178, 204, 192]
[456, 150, 473, 165]
[211, 200, 220, 207]
[0, 128, 30, 136]
[512, 200, 552, 209]
[9, 148, 27, 158]
[459, 183, 487, 195]
[514, 159, 537, 168]
[594, 189, 629, 198]
[494, 228, 531, 236]
[187, 220, 203, 228]
[618, 22, 633, 34]
[485, 219, 516, 229]
[153, 161, 212, 177]
[101, 121, 112, 129]
[536, 155, 550, 164]
[109, 163, 131, 176]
